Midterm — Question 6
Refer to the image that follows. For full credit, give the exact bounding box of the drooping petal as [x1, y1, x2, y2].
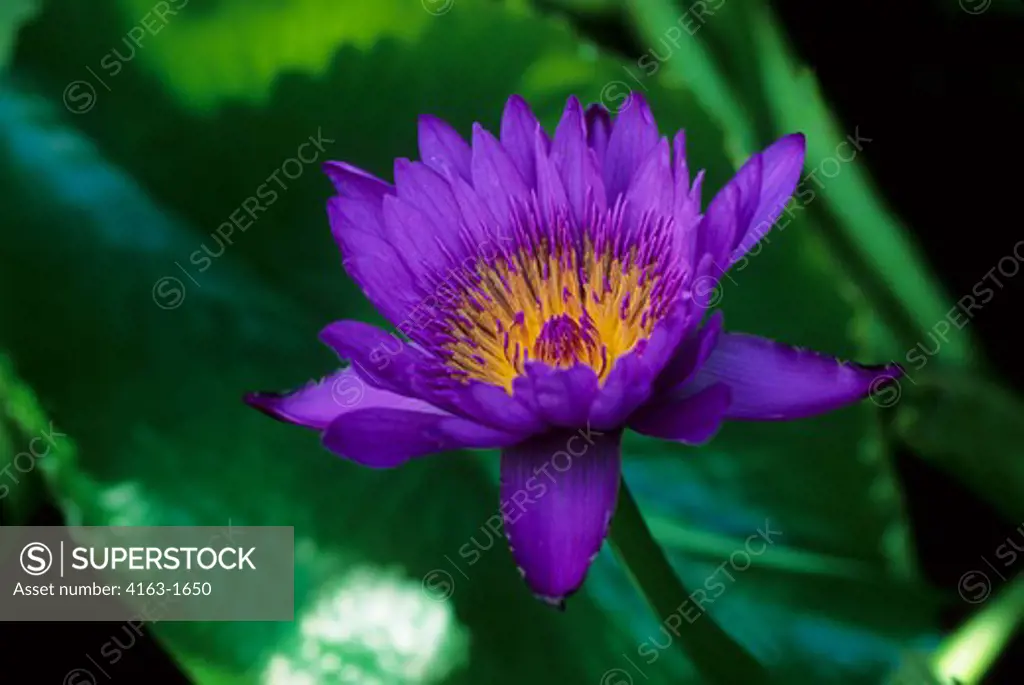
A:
[245, 367, 431, 431]
[500, 428, 622, 605]
[418, 114, 472, 181]
[629, 382, 731, 444]
[501, 95, 543, 186]
[324, 404, 522, 468]
[685, 332, 902, 420]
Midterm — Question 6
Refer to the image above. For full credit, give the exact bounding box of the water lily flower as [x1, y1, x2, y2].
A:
[246, 93, 900, 606]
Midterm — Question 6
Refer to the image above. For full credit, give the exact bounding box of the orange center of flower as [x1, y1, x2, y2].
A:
[441, 236, 668, 392]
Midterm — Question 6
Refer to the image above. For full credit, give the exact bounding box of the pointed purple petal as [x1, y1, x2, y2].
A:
[323, 161, 393, 200]
[699, 154, 762, 268]
[501, 95, 543, 186]
[687, 332, 902, 420]
[730, 133, 805, 264]
[603, 93, 659, 202]
[672, 131, 701, 263]
[418, 114, 472, 181]
[500, 428, 621, 604]
[552, 96, 607, 225]
[471, 123, 530, 231]
[245, 367, 433, 431]
[624, 137, 672, 233]
[629, 383, 731, 444]
[534, 126, 571, 227]
[393, 158, 469, 260]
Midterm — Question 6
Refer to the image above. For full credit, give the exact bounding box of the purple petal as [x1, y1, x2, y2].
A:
[327, 197, 421, 327]
[671, 131, 701, 263]
[457, 380, 548, 434]
[245, 367, 432, 431]
[588, 352, 657, 430]
[501, 95, 543, 186]
[448, 172, 500, 245]
[585, 104, 611, 166]
[624, 137, 672, 234]
[323, 161, 393, 200]
[629, 383, 731, 444]
[418, 114, 472, 181]
[382, 193, 451, 278]
[730, 134, 805, 265]
[603, 93, 660, 203]
[319, 320, 430, 395]
[655, 310, 724, 391]
[512, 363, 600, 428]
[711, 133, 806, 267]
[394, 159, 469, 260]
[686, 332, 902, 420]
[471, 123, 530, 232]
[588, 306, 694, 430]
[534, 126, 571, 227]
[699, 155, 762, 268]
[500, 428, 622, 604]
[324, 404, 522, 468]
[552, 96, 606, 226]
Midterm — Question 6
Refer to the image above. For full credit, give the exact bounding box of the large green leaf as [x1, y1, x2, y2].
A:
[5, 0, 944, 682]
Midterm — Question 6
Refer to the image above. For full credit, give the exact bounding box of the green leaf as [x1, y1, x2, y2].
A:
[893, 370, 1024, 523]
[0, 353, 62, 525]
[112, 0, 436, 111]
[0, 0, 37, 70]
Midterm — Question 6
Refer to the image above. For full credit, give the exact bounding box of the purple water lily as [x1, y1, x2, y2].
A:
[246, 93, 899, 606]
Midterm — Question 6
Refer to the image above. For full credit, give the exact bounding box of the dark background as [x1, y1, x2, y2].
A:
[5, 0, 1022, 681]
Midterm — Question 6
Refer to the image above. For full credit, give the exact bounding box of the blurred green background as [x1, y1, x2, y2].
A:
[1, 0, 1022, 683]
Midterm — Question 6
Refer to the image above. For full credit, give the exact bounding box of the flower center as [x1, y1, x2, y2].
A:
[432, 208, 682, 393]
[533, 314, 599, 368]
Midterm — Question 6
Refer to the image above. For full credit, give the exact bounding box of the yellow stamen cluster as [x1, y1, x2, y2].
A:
[443, 239, 663, 392]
